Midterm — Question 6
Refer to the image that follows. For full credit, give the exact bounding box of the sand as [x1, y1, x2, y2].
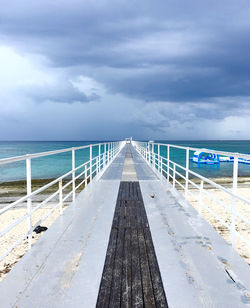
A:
[0, 205, 67, 282]
[174, 177, 250, 264]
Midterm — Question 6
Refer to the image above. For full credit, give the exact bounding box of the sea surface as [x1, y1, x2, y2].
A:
[0, 140, 250, 182]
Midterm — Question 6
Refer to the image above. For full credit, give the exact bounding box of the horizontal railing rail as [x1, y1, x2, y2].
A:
[0, 141, 125, 262]
[132, 140, 250, 253]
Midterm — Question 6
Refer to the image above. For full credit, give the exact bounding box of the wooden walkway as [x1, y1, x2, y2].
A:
[97, 181, 168, 307]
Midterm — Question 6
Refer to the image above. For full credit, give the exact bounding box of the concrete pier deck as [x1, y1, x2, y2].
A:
[1, 144, 250, 307]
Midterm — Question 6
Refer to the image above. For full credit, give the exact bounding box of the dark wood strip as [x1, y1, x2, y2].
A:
[138, 227, 156, 308]
[131, 228, 143, 307]
[97, 181, 168, 308]
[97, 228, 118, 308]
[121, 227, 132, 308]
[109, 227, 124, 307]
[144, 228, 168, 308]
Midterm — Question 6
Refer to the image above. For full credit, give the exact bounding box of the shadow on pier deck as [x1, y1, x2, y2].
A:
[1, 145, 250, 307]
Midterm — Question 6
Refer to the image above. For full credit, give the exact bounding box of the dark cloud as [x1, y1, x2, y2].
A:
[21, 81, 99, 104]
[0, 0, 250, 139]
[1, 2, 250, 85]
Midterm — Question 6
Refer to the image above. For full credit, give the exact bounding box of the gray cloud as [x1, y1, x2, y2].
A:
[0, 0, 250, 139]
[21, 81, 99, 104]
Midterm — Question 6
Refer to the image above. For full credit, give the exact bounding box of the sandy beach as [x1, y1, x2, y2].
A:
[174, 176, 250, 264]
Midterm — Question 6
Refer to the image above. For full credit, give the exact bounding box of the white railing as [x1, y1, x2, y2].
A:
[0, 141, 125, 261]
[132, 140, 250, 251]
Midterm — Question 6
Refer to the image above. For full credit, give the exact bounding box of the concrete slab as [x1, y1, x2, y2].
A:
[100, 146, 126, 180]
[121, 146, 138, 181]
[140, 179, 250, 308]
[130, 146, 159, 181]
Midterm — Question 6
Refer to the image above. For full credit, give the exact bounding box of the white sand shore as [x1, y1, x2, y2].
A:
[176, 178, 250, 264]
[0, 205, 65, 281]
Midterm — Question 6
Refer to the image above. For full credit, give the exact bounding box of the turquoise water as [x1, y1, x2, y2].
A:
[0, 140, 250, 182]
[0, 141, 105, 182]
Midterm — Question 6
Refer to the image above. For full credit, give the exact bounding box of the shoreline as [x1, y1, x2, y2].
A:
[0, 178, 84, 206]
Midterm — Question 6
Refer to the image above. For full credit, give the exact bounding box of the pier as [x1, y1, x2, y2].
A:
[1, 142, 250, 307]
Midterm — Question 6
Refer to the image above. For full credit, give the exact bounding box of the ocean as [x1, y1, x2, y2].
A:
[0, 140, 250, 182]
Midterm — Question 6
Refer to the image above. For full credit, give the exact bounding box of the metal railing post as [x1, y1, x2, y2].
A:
[199, 180, 204, 215]
[185, 148, 189, 198]
[173, 164, 176, 188]
[90, 145, 93, 181]
[231, 157, 238, 247]
[105, 143, 107, 166]
[84, 164, 87, 187]
[158, 144, 160, 172]
[59, 179, 63, 214]
[160, 156, 163, 178]
[167, 145, 170, 181]
[153, 143, 156, 169]
[26, 157, 32, 249]
[72, 148, 76, 202]
[99, 144, 101, 173]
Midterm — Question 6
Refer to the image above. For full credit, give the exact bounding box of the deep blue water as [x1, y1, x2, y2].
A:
[0, 140, 250, 182]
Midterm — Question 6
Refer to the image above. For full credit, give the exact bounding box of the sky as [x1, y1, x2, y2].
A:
[0, 0, 250, 140]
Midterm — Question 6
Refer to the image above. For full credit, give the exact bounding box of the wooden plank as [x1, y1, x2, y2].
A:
[135, 182, 143, 201]
[131, 228, 143, 307]
[96, 228, 118, 308]
[121, 227, 132, 308]
[144, 227, 168, 308]
[112, 200, 121, 229]
[109, 227, 124, 307]
[138, 227, 156, 308]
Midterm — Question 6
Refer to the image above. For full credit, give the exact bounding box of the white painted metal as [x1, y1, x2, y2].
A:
[231, 157, 239, 247]
[173, 164, 176, 188]
[167, 145, 170, 181]
[72, 148, 76, 202]
[185, 148, 189, 198]
[98, 144, 101, 173]
[26, 158, 32, 249]
[90, 145, 92, 181]
[199, 180, 204, 215]
[59, 179, 63, 215]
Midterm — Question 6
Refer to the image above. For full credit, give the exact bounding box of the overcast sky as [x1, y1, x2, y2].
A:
[0, 0, 250, 140]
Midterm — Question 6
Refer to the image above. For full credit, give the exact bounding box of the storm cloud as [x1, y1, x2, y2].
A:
[0, 0, 250, 139]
